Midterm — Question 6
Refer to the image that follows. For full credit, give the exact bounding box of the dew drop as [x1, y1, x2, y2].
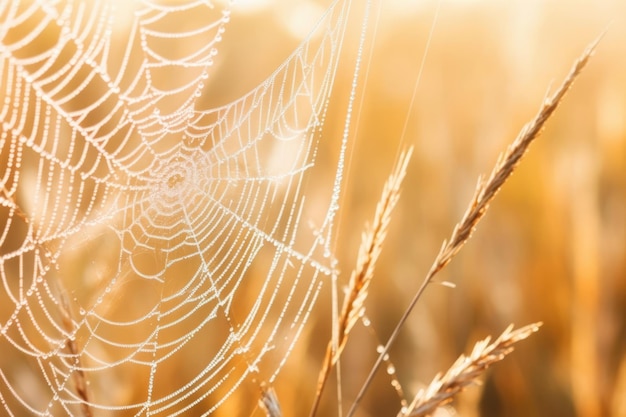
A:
[79, 308, 85, 316]
[386, 363, 396, 375]
[362, 317, 371, 327]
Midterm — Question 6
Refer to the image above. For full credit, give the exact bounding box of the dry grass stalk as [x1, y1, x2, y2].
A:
[400, 322, 542, 417]
[308, 148, 413, 417]
[59, 293, 93, 417]
[259, 384, 283, 417]
[346, 35, 602, 417]
[1, 183, 29, 224]
[339, 146, 413, 351]
[429, 40, 600, 277]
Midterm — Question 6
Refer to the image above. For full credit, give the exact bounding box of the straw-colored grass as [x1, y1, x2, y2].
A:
[344, 33, 601, 417]
[59, 293, 93, 417]
[401, 323, 542, 417]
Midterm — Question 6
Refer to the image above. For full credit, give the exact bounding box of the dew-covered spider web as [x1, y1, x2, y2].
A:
[0, 0, 366, 415]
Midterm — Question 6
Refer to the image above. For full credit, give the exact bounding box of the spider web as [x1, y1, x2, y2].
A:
[0, 0, 363, 415]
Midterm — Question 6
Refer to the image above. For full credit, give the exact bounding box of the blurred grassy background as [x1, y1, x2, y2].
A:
[221, 0, 626, 416]
[2, 0, 625, 416]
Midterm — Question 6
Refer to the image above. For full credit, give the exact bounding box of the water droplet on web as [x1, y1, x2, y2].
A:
[386, 363, 396, 375]
[375, 345, 389, 360]
[26, 289, 32, 297]
[79, 308, 85, 316]
[362, 317, 370, 327]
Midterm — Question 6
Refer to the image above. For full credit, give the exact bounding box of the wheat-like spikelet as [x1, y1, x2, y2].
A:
[339, 146, 413, 348]
[400, 322, 542, 417]
[346, 35, 602, 417]
[308, 147, 413, 417]
[429, 34, 602, 282]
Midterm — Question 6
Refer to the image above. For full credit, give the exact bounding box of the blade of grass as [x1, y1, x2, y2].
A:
[401, 322, 542, 416]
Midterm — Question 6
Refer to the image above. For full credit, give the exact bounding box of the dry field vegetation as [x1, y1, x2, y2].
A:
[1, 0, 625, 416]
[230, 1, 626, 416]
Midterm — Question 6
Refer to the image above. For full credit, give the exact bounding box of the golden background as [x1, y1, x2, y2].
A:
[234, 0, 626, 416]
[1, 0, 625, 416]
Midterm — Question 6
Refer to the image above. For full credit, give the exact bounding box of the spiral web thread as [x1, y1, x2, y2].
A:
[0, 0, 359, 415]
